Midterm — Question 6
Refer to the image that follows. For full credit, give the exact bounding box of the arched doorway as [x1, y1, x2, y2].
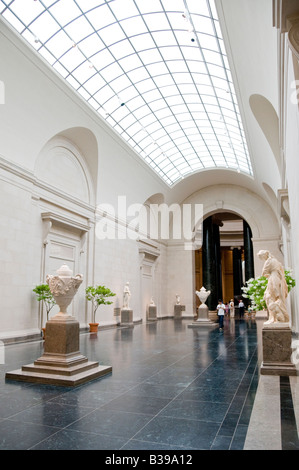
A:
[195, 212, 254, 311]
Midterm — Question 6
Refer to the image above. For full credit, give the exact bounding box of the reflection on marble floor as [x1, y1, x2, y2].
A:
[0, 318, 298, 450]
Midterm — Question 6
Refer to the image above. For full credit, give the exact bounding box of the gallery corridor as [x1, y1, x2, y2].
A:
[0, 318, 298, 451]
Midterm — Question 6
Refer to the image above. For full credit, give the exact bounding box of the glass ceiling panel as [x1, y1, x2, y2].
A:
[0, 0, 253, 185]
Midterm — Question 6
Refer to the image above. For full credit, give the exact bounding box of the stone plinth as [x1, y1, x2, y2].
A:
[6, 316, 112, 386]
[174, 304, 185, 318]
[261, 323, 297, 376]
[121, 308, 134, 327]
[147, 305, 157, 321]
[188, 305, 217, 328]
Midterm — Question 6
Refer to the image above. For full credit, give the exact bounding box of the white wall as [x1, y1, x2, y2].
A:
[283, 47, 299, 332]
[0, 19, 168, 338]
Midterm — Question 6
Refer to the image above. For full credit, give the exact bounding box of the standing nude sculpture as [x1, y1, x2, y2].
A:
[257, 250, 289, 324]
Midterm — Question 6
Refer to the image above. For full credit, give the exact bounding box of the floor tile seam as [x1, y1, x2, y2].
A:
[120, 379, 221, 447]
[27, 426, 127, 450]
[177, 329, 258, 410]
[123, 350, 221, 392]
[120, 437, 198, 451]
[0, 393, 101, 421]
[1, 415, 62, 432]
[3, 402, 103, 430]
[279, 376, 299, 450]
[120, 412, 222, 450]
[212, 347, 259, 450]
[120, 355, 231, 451]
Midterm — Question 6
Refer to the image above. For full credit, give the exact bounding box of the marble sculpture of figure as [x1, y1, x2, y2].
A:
[123, 282, 131, 309]
[257, 250, 289, 324]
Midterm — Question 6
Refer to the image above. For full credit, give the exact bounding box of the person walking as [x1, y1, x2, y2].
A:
[217, 300, 225, 330]
[239, 299, 245, 318]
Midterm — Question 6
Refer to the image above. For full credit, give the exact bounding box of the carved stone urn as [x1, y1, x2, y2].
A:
[47, 264, 83, 319]
[196, 287, 211, 307]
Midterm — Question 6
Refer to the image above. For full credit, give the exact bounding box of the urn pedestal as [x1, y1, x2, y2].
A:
[6, 265, 112, 386]
[188, 304, 218, 328]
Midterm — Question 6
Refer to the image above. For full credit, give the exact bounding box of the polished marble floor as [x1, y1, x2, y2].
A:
[0, 317, 298, 451]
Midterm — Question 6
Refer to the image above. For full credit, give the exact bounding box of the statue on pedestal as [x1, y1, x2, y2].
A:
[257, 250, 289, 324]
[123, 282, 131, 309]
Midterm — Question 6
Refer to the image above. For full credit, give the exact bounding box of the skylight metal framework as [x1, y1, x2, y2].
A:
[0, 0, 253, 185]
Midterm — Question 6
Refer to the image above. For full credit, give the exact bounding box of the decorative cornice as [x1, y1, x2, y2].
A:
[277, 188, 290, 225]
[41, 212, 90, 235]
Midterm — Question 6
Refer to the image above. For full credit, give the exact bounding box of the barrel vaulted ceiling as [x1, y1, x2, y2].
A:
[0, 0, 253, 186]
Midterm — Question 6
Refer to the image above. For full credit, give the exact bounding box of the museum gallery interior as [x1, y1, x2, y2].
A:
[0, 0, 299, 451]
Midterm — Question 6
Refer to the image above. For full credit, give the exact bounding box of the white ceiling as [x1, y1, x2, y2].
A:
[0, 0, 253, 186]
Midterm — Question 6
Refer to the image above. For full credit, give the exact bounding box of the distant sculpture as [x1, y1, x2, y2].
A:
[176, 294, 181, 305]
[257, 250, 289, 324]
[123, 282, 131, 309]
[150, 297, 155, 306]
[196, 287, 211, 306]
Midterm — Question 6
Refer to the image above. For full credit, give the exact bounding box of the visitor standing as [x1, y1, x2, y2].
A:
[229, 299, 234, 317]
[217, 300, 225, 330]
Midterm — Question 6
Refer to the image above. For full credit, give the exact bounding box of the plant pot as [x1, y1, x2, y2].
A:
[42, 327, 46, 339]
[89, 322, 99, 333]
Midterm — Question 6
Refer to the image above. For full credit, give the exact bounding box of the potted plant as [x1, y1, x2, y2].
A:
[242, 269, 296, 313]
[33, 284, 56, 338]
[85, 285, 116, 332]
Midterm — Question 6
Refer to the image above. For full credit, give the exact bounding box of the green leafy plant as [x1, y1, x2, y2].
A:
[242, 270, 296, 311]
[85, 285, 116, 323]
[33, 284, 56, 321]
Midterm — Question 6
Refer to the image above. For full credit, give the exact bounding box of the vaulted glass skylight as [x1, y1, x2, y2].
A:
[0, 0, 252, 185]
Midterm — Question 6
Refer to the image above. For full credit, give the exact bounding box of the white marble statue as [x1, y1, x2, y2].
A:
[123, 282, 131, 309]
[46, 264, 83, 318]
[176, 294, 181, 305]
[257, 250, 289, 324]
[196, 287, 211, 306]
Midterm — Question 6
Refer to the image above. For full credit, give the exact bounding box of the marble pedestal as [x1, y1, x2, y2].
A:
[6, 316, 112, 386]
[121, 309, 134, 327]
[188, 305, 218, 328]
[147, 305, 157, 321]
[174, 304, 185, 318]
[260, 323, 297, 376]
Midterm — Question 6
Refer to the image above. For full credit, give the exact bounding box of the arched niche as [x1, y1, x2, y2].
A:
[34, 128, 98, 327]
[141, 193, 165, 240]
[35, 128, 97, 205]
[249, 94, 281, 172]
[262, 182, 278, 210]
